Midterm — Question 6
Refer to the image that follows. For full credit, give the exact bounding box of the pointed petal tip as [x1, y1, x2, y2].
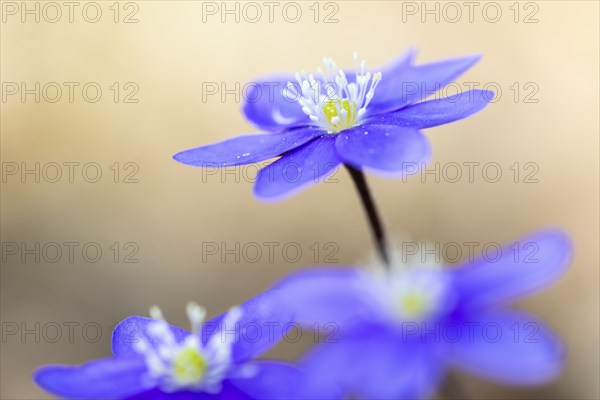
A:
[439, 53, 482, 69]
[463, 53, 483, 63]
[172, 151, 186, 163]
[452, 53, 482, 69]
[403, 46, 419, 62]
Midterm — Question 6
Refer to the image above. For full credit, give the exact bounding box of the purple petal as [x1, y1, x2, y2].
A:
[454, 230, 572, 309]
[112, 316, 189, 358]
[301, 329, 442, 400]
[230, 361, 339, 400]
[370, 54, 481, 115]
[242, 75, 313, 131]
[173, 127, 323, 167]
[372, 89, 494, 129]
[254, 135, 341, 200]
[34, 357, 151, 399]
[335, 123, 431, 175]
[272, 267, 387, 328]
[126, 381, 252, 400]
[445, 309, 565, 385]
[201, 291, 294, 363]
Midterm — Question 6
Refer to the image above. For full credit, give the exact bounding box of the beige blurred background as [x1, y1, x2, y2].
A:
[1, 1, 598, 399]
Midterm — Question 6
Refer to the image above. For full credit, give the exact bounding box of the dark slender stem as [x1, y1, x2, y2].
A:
[439, 373, 468, 400]
[345, 164, 391, 268]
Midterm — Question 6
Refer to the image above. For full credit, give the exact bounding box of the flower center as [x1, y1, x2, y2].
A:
[286, 53, 382, 133]
[386, 267, 454, 322]
[397, 292, 430, 318]
[322, 99, 357, 128]
[173, 348, 208, 385]
[133, 303, 242, 394]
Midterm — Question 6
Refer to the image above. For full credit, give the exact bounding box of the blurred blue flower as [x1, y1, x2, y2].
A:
[174, 50, 493, 200]
[34, 293, 329, 400]
[273, 230, 572, 399]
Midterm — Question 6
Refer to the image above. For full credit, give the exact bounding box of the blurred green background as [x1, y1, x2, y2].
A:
[1, 1, 598, 399]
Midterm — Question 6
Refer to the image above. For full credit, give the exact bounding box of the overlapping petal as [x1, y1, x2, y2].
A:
[201, 291, 295, 363]
[335, 122, 431, 175]
[254, 135, 341, 200]
[372, 89, 494, 129]
[368, 54, 482, 115]
[34, 357, 150, 399]
[173, 127, 323, 167]
[112, 316, 189, 358]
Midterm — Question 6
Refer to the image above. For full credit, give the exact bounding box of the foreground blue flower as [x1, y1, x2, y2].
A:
[34, 293, 328, 399]
[174, 50, 494, 200]
[273, 230, 572, 399]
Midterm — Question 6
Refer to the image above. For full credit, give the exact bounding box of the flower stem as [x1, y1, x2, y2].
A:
[345, 164, 391, 268]
[440, 373, 468, 400]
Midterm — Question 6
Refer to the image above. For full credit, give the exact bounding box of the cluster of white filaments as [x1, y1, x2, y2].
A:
[286, 53, 383, 133]
[386, 267, 452, 321]
[368, 240, 454, 322]
[133, 303, 242, 393]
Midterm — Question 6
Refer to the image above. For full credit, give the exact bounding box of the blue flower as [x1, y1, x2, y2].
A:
[273, 230, 572, 399]
[174, 49, 493, 200]
[34, 293, 330, 399]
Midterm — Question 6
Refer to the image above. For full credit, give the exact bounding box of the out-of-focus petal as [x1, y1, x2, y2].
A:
[34, 357, 150, 399]
[373, 89, 494, 129]
[454, 230, 572, 309]
[125, 381, 252, 400]
[301, 329, 442, 400]
[272, 267, 387, 328]
[201, 291, 294, 363]
[254, 135, 340, 200]
[112, 316, 189, 358]
[444, 309, 565, 385]
[230, 361, 341, 400]
[173, 127, 323, 167]
[335, 123, 430, 175]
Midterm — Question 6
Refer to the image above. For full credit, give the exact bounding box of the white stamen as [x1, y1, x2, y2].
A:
[149, 305, 165, 321]
[186, 302, 207, 334]
[132, 303, 239, 394]
[285, 53, 382, 133]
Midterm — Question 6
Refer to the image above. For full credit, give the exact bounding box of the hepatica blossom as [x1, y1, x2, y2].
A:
[34, 293, 324, 400]
[174, 49, 494, 200]
[273, 230, 572, 399]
